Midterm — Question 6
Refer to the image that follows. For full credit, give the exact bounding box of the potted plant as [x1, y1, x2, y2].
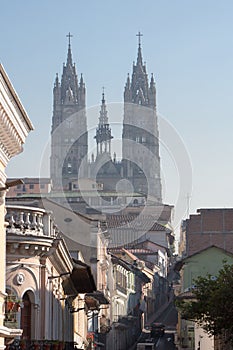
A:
[20, 339, 27, 350]
[6, 295, 22, 312]
[44, 341, 51, 350]
[51, 340, 59, 350]
[14, 300, 22, 312]
[6, 299, 15, 312]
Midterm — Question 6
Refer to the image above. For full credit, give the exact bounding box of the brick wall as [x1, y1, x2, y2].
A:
[185, 209, 233, 256]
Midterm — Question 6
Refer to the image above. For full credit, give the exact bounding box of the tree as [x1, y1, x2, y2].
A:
[176, 263, 233, 344]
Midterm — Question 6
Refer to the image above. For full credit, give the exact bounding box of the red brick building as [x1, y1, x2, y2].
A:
[179, 208, 233, 257]
[6, 178, 51, 197]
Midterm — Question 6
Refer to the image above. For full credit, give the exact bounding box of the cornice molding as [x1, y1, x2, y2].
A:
[0, 64, 34, 163]
[0, 104, 22, 161]
[0, 64, 33, 131]
[49, 238, 73, 274]
[0, 167, 7, 187]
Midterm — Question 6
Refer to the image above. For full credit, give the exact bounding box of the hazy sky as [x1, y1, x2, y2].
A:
[1, 0, 233, 225]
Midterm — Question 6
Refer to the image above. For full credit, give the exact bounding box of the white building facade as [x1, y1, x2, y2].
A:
[0, 63, 33, 348]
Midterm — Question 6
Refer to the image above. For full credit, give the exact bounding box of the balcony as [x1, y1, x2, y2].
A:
[5, 205, 58, 257]
[2, 295, 23, 339]
[4, 294, 22, 329]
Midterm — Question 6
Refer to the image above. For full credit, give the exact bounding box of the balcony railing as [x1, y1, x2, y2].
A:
[116, 283, 127, 295]
[5, 205, 58, 238]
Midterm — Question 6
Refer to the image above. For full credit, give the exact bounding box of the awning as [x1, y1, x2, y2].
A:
[62, 259, 96, 295]
[133, 268, 150, 283]
[85, 291, 109, 305]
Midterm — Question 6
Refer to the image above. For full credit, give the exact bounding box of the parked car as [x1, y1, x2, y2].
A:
[150, 322, 165, 338]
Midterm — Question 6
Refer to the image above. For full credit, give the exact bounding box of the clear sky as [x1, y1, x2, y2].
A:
[1, 0, 233, 228]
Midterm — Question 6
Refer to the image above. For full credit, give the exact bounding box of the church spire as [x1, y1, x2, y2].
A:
[66, 32, 73, 66]
[95, 89, 113, 157]
[58, 33, 86, 106]
[123, 32, 156, 108]
[136, 31, 143, 66]
[99, 88, 108, 125]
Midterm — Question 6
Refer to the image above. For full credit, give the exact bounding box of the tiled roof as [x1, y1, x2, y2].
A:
[110, 253, 150, 283]
[106, 214, 167, 231]
[105, 215, 169, 247]
[7, 177, 51, 184]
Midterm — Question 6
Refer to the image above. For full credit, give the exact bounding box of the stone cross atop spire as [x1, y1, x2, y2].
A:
[136, 31, 143, 66]
[66, 32, 73, 66]
[136, 31, 143, 46]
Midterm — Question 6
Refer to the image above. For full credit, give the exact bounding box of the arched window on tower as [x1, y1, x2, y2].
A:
[67, 157, 72, 174]
[141, 136, 146, 143]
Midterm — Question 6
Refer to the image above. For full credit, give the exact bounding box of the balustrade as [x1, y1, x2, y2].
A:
[5, 205, 58, 238]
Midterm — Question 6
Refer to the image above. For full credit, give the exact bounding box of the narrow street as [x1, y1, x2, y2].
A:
[154, 301, 178, 349]
[155, 301, 178, 328]
[155, 333, 176, 349]
[134, 301, 178, 349]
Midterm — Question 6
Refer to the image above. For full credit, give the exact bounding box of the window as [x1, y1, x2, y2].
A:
[142, 136, 146, 143]
[29, 184, 34, 189]
[66, 120, 72, 128]
[67, 162, 72, 173]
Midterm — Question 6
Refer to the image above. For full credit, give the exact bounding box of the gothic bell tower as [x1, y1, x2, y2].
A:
[50, 33, 88, 190]
[122, 32, 162, 202]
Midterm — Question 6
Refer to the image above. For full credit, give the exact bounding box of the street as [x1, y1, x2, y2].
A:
[136, 301, 178, 349]
[155, 333, 176, 349]
[154, 301, 178, 349]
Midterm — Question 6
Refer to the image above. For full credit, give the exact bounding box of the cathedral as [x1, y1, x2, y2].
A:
[50, 33, 162, 205]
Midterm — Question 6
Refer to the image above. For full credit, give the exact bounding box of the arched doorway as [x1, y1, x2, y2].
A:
[21, 292, 32, 340]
